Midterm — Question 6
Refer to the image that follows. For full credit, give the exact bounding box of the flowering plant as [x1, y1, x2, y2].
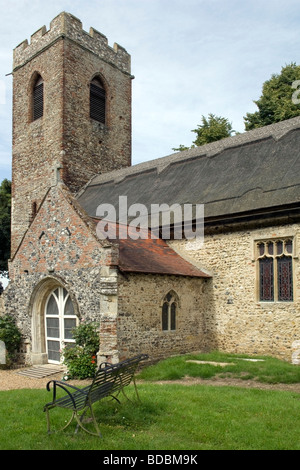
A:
[62, 320, 99, 379]
[0, 314, 22, 366]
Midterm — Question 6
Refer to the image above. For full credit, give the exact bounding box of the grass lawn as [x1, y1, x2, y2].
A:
[0, 352, 300, 450]
[138, 350, 300, 384]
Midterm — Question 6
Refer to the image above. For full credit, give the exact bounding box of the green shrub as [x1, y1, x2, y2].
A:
[0, 314, 22, 364]
[62, 320, 99, 379]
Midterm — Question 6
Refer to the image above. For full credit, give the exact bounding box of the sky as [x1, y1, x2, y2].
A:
[1, 0, 300, 183]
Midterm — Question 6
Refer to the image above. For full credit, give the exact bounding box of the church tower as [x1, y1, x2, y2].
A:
[11, 12, 132, 255]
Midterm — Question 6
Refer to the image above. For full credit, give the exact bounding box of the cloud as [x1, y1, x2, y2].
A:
[1, 0, 300, 178]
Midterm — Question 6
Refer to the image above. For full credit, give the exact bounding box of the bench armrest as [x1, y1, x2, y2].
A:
[45, 380, 88, 409]
[99, 361, 114, 369]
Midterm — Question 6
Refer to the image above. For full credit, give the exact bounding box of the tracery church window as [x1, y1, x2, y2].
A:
[32, 75, 44, 121]
[45, 287, 77, 363]
[90, 77, 106, 124]
[162, 291, 178, 331]
[256, 239, 294, 302]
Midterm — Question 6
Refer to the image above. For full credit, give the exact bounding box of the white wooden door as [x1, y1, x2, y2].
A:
[45, 287, 77, 364]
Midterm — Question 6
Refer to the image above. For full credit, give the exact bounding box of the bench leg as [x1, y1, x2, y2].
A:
[132, 377, 141, 402]
[74, 405, 102, 438]
[45, 407, 51, 434]
[45, 404, 102, 437]
[44, 406, 76, 434]
[120, 378, 141, 403]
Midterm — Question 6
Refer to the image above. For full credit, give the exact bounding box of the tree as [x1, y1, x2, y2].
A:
[192, 114, 235, 146]
[244, 62, 300, 130]
[0, 179, 11, 273]
[173, 114, 235, 151]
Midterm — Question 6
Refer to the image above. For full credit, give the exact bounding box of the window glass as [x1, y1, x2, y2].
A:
[162, 303, 169, 331]
[258, 243, 265, 256]
[64, 318, 77, 340]
[64, 296, 75, 316]
[46, 318, 59, 338]
[285, 240, 293, 254]
[162, 292, 178, 331]
[47, 340, 60, 362]
[259, 258, 274, 301]
[276, 241, 283, 255]
[278, 256, 293, 301]
[46, 294, 59, 316]
[171, 303, 176, 330]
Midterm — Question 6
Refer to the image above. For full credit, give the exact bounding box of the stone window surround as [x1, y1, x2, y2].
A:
[161, 290, 180, 332]
[252, 232, 297, 304]
[90, 76, 106, 125]
[28, 71, 44, 123]
[90, 72, 110, 127]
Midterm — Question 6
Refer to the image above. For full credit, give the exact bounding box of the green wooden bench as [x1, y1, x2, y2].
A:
[43, 354, 148, 436]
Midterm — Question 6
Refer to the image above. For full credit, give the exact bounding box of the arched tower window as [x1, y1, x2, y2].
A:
[32, 75, 44, 121]
[162, 291, 178, 331]
[90, 77, 106, 124]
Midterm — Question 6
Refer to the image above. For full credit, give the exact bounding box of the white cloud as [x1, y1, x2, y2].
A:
[1, 0, 300, 176]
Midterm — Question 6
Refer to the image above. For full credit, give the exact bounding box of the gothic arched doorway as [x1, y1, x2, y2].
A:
[45, 287, 77, 364]
[29, 278, 78, 365]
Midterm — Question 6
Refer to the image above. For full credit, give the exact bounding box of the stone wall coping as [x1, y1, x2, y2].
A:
[13, 11, 131, 74]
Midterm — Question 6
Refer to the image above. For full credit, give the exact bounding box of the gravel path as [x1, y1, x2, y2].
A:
[0, 368, 91, 391]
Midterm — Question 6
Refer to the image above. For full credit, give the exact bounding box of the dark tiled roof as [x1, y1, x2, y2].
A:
[77, 117, 300, 222]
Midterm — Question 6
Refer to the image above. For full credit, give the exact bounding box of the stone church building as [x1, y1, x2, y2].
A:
[2, 12, 300, 365]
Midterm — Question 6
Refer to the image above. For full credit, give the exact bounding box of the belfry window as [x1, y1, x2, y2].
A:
[90, 78, 106, 124]
[33, 75, 44, 121]
[256, 239, 294, 302]
[162, 291, 178, 331]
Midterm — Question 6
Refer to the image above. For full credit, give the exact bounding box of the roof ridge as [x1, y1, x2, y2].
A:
[80, 116, 300, 189]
